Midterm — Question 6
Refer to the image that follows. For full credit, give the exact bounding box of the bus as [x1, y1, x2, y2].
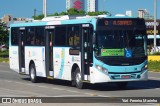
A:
[9, 15, 148, 89]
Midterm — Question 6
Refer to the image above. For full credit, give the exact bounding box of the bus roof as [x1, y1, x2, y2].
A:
[10, 15, 139, 27]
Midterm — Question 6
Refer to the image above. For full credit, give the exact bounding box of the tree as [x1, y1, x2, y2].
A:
[53, 12, 59, 16]
[67, 8, 85, 15]
[0, 22, 9, 45]
[87, 11, 111, 16]
[32, 9, 111, 20]
[32, 14, 44, 20]
[79, 10, 86, 15]
[60, 12, 68, 15]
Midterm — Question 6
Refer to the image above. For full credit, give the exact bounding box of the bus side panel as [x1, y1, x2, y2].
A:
[25, 47, 46, 77]
[53, 47, 81, 81]
[9, 46, 19, 73]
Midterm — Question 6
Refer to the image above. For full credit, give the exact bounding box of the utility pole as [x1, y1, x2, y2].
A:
[154, 0, 157, 48]
[43, 0, 47, 17]
[34, 9, 36, 18]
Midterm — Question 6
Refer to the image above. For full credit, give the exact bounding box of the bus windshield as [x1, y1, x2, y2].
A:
[95, 30, 147, 58]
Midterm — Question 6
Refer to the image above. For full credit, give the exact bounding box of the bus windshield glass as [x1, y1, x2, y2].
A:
[95, 30, 147, 58]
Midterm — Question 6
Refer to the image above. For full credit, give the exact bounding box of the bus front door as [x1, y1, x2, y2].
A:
[45, 29, 54, 78]
[19, 29, 25, 73]
[81, 24, 93, 81]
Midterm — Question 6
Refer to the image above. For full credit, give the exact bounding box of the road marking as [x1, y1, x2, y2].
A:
[149, 71, 160, 74]
[47, 95, 89, 97]
[96, 95, 110, 97]
[149, 77, 160, 80]
[84, 93, 98, 96]
[65, 90, 79, 93]
[0, 71, 13, 73]
[0, 64, 7, 67]
[14, 81, 65, 91]
[0, 79, 107, 97]
[0, 87, 47, 96]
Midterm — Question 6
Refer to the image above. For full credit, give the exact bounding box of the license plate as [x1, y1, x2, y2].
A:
[121, 75, 130, 79]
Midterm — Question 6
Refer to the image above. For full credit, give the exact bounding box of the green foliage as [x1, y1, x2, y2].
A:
[0, 50, 9, 58]
[53, 12, 59, 16]
[0, 57, 9, 63]
[60, 12, 68, 15]
[32, 14, 44, 20]
[87, 11, 110, 16]
[0, 50, 9, 62]
[32, 8, 111, 19]
[0, 22, 9, 45]
[67, 8, 85, 15]
[150, 52, 160, 55]
[148, 60, 160, 72]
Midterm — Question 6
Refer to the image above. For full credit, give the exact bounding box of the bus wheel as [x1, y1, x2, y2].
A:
[29, 64, 38, 83]
[74, 68, 85, 89]
[116, 82, 128, 89]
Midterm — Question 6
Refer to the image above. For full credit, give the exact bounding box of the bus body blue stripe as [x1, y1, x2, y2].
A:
[58, 48, 65, 78]
[10, 22, 47, 27]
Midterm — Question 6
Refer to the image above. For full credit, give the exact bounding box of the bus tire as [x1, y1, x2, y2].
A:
[74, 68, 85, 89]
[116, 82, 128, 89]
[71, 71, 76, 87]
[29, 64, 38, 83]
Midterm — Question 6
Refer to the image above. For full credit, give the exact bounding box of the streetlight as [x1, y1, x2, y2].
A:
[154, 0, 157, 48]
[43, 0, 47, 17]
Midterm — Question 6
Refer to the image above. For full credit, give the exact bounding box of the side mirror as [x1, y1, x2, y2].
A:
[94, 46, 98, 51]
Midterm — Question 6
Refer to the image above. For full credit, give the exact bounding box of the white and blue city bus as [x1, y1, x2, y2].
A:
[9, 15, 148, 89]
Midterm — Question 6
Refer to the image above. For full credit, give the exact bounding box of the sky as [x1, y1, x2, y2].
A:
[0, 0, 160, 19]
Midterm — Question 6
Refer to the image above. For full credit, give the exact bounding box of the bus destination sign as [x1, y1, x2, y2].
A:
[97, 19, 145, 27]
[104, 20, 133, 26]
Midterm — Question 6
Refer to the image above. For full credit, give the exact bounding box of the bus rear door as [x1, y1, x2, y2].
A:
[18, 28, 25, 74]
[45, 26, 54, 78]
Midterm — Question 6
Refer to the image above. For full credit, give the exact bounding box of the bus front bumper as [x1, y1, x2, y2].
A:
[89, 67, 148, 84]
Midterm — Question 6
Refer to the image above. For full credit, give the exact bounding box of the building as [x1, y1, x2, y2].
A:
[1, 15, 32, 24]
[138, 9, 146, 18]
[66, 0, 84, 11]
[87, 0, 98, 12]
[138, 9, 153, 19]
[2, 15, 13, 23]
[126, 10, 132, 17]
[1, 15, 33, 30]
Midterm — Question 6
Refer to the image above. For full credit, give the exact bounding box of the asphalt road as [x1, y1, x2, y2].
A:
[0, 63, 160, 106]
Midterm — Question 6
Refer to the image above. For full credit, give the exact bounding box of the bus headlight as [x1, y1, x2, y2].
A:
[102, 68, 108, 74]
[96, 65, 102, 70]
[96, 65, 108, 74]
[141, 64, 147, 72]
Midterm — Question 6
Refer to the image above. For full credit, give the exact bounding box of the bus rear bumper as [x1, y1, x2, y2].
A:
[89, 67, 148, 84]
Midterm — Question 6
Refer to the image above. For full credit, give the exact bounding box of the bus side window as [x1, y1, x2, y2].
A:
[55, 26, 66, 46]
[74, 32, 80, 46]
[69, 33, 74, 46]
[31, 36, 35, 45]
[26, 28, 35, 46]
[68, 26, 80, 47]
[35, 27, 44, 46]
[11, 28, 19, 46]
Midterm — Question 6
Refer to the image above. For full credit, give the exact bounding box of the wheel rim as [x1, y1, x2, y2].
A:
[30, 67, 35, 80]
[76, 72, 81, 85]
